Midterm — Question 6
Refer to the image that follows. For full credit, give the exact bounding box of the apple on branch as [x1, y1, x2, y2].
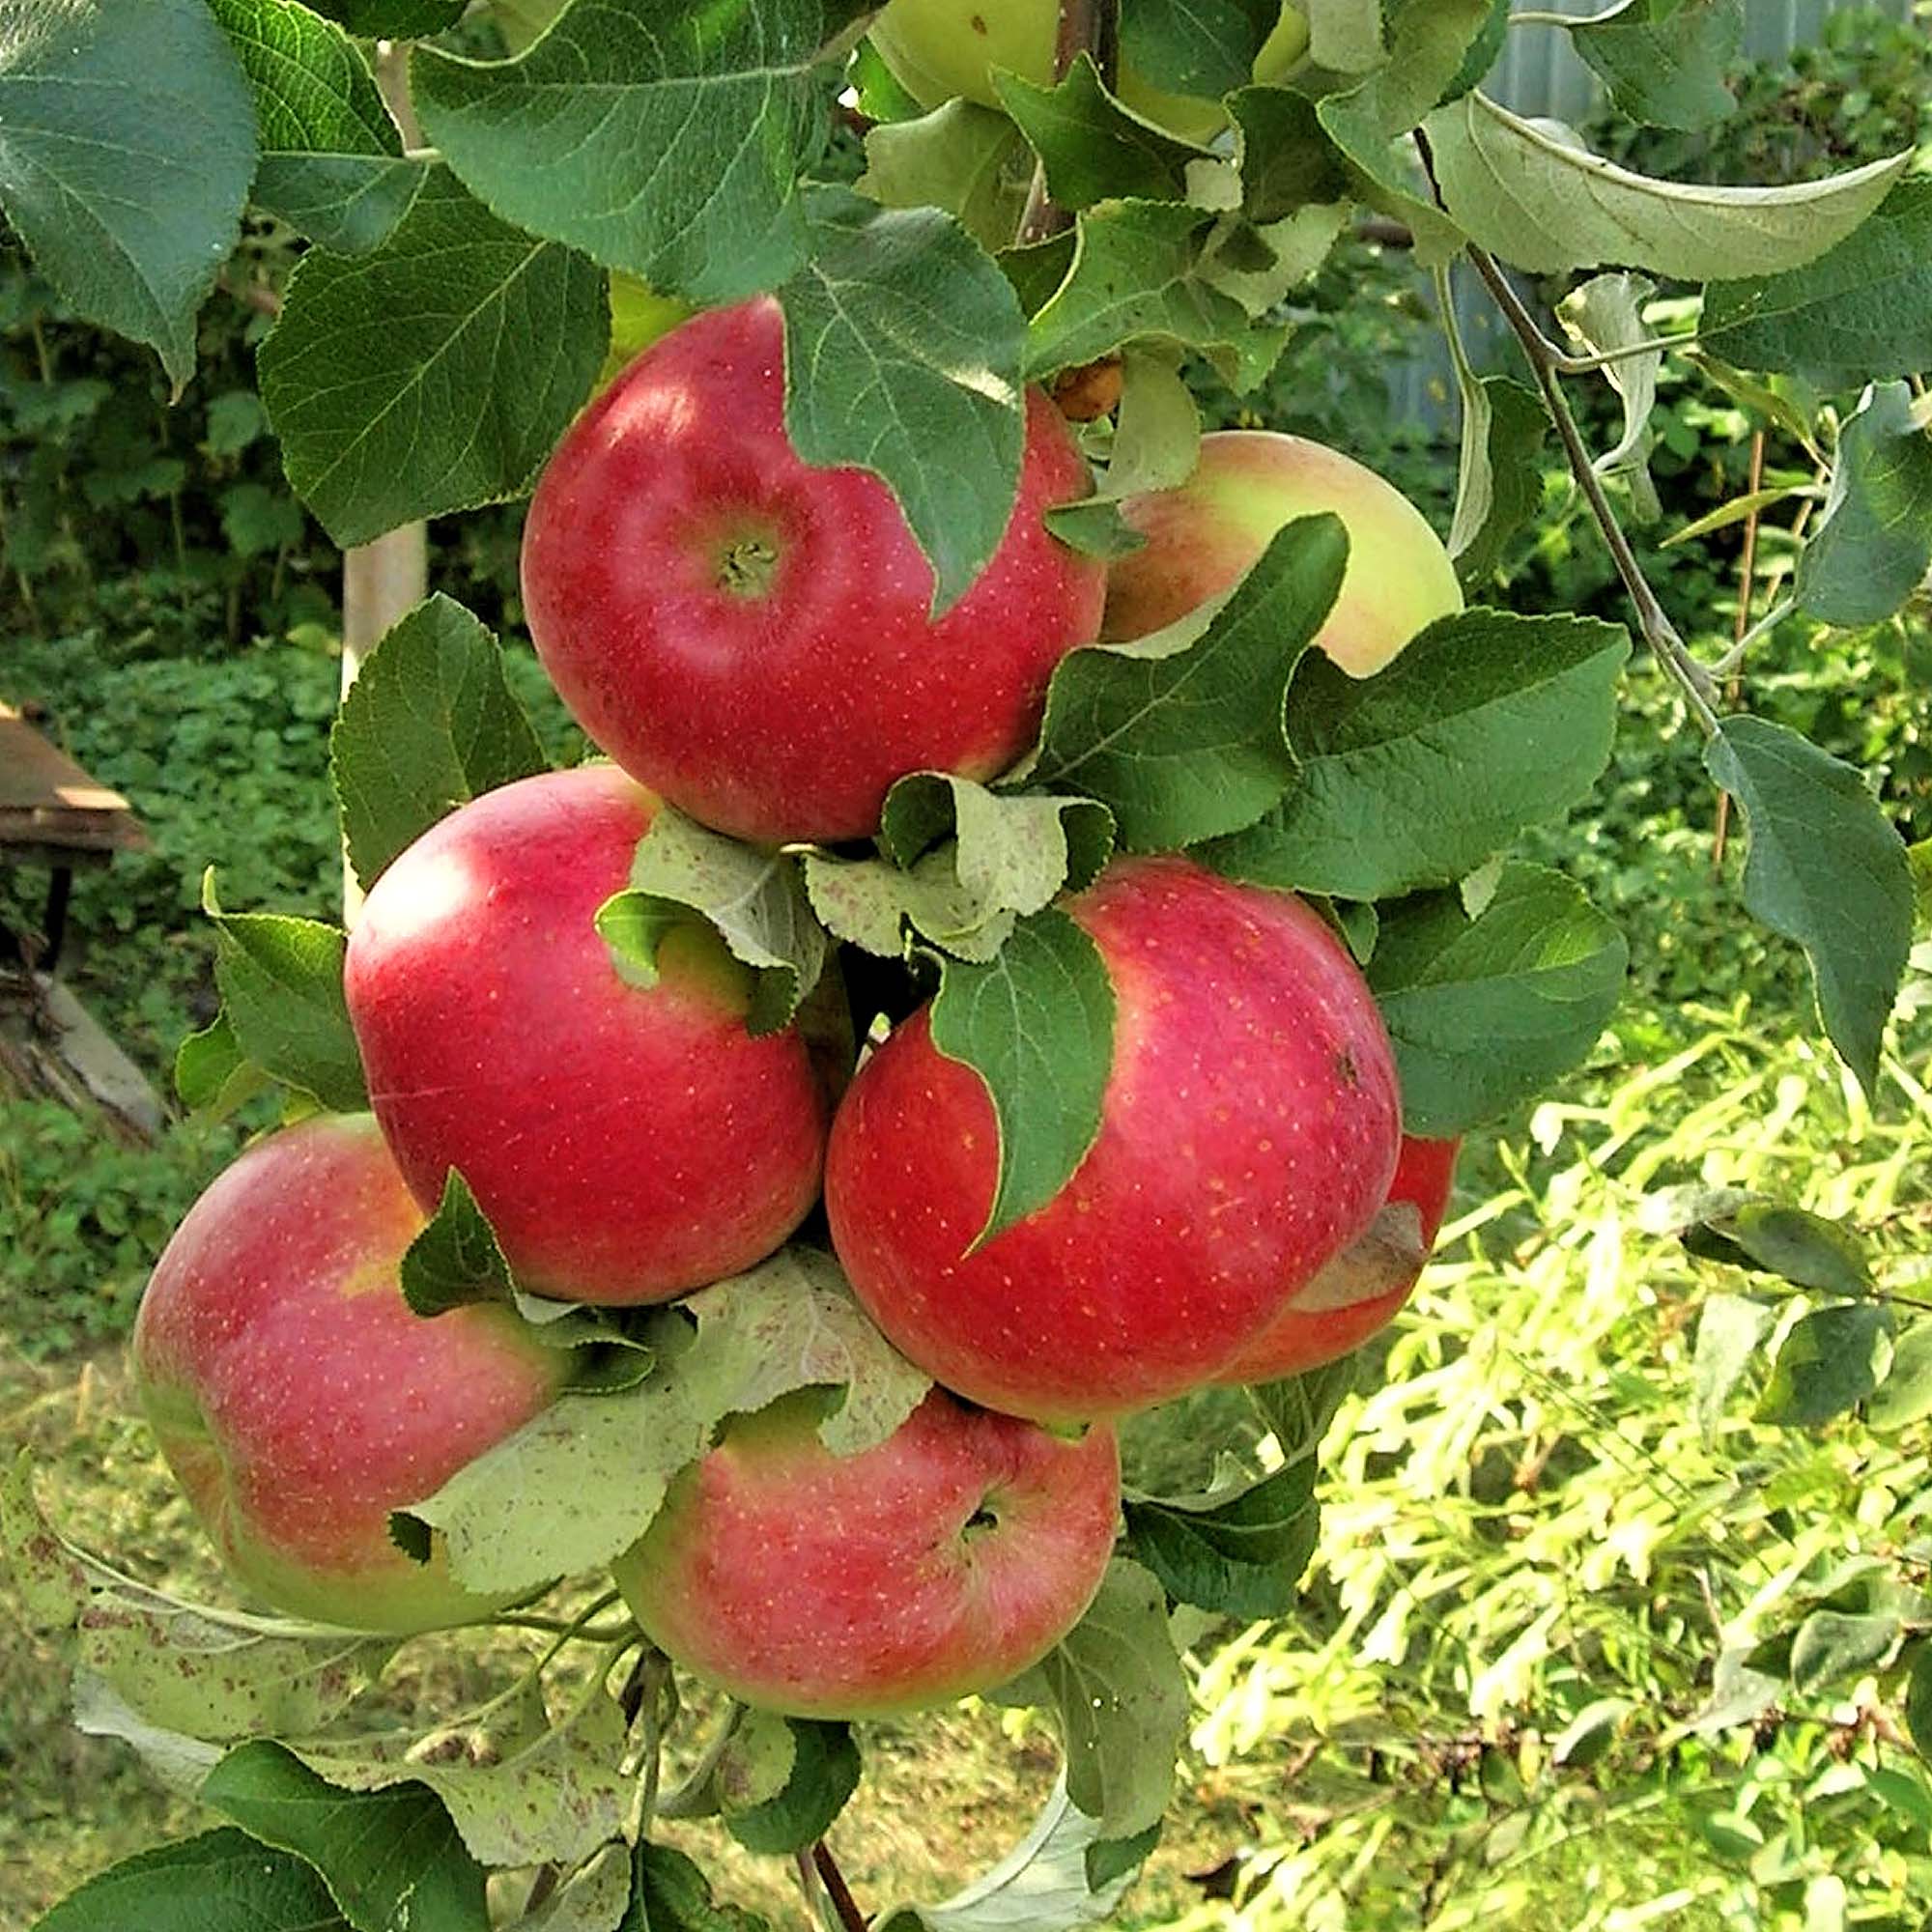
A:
[826, 856, 1403, 1425]
[1102, 430, 1465, 675]
[344, 764, 829, 1306]
[132, 1115, 566, 1634]
[520, 298, 1107, 845]
[611, 1388, 1121, 1719]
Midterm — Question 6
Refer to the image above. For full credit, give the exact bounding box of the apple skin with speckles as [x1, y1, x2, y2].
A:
[1102, 431, 1464, 677]
[1213, 1134, 1460, 1386]
[132, 1115, 566, 1633]
[823, 855, 1403, 1424]
[520, 298, 1107, 845]
[611, 1388, 1121, 1718]
[344, 764, 829, 1306]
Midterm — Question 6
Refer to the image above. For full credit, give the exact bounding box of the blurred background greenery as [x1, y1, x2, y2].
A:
[3, 13, 1931, 1930]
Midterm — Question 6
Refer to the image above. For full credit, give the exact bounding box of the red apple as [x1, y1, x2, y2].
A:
[520, 298, 1107, 845]
[824, 856, 1403, 1424]
[611, 1388, 1120, 1718]
[1213, 1135, 1459, 1385]
[132, 1115, 565, 1633]
[344, 764, 828, 1305]
[1102, 430, 1464, 675]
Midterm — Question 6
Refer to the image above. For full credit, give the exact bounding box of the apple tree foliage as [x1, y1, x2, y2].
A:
[3, 0, 1928, 1924]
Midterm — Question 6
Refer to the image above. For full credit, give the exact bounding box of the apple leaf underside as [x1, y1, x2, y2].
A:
[25, 1829, 351, 1932]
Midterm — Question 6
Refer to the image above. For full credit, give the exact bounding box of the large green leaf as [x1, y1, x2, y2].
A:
[993, 56, 1208, 211]
[1368, 865, 1627, 1136]
[1701, 182, 1932, 388]
[927, 908, 1115, 1243]
[204, 1744, 488, 1932]
[1448, 376, 1549, 584]
[858, 99, 1030, 252]
[722, 1719, 862, 1855]
[1202, 610, 1629, 900]
[1029, 516, 1348, 852]
[206, 0, 426, 255]
[0, 0, 254, 389]
[1573, 0, 1741, 133]
[330, 594, 548, 893]
[1756, 1304, 1891, 1428]
[30, 1829, 350, 1932]
[259, 166, 608, 548]
[1705, 717, 1913, 1098]
[1122, 0, 1277, 97]
[778, 186, 1026, 614]
[415, 0, 867, 304]
[1424, 91, 1907, 280]
[1794, 383, 1932, 628]
[1122, 1459, 1320, 1620]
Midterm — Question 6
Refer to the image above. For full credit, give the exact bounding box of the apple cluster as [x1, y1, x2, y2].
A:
[134, 295, 1464, 1719]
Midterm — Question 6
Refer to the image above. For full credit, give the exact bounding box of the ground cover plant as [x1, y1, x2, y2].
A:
[1, 3, 1929, 1929]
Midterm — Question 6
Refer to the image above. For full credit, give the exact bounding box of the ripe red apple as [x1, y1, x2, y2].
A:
[132, 1115, 565, 1633]
[1213, 1135, 1459, 1386]
[520, 298, 1107, 845]
[869, 0, 1311, 143]
[825, 856, 1403, 1425]
[1102, 431, 1464, 675]
[611, 1389, 1120, 1718]
[343, 764, 828, 1305]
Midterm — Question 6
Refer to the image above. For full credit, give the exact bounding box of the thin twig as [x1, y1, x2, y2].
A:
[812, 1843, 867, 1932]
[1713, 428, 1766, 867]
[1463, 242, 1720, 731]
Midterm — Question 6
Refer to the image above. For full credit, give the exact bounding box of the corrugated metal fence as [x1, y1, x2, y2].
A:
[1386, 0, 1921, 425]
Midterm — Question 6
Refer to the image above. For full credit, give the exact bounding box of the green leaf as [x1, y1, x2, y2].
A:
[804, 848, 1013, 963]
[1573, 0, 1741, 133]
[1756, 1304, 1891, 1428]
[400, 1248, 929, 1595]
[400, 1170, 516, 1319]
[173, 1011, 268, 1120]
[307, 0, 467, 32]
[1367, 865, 1627, 1136]
[628, 1843, 773, 1932]
[1250, 1356, 1358, 1463]
[993, 56, 1208, 211]
[1226, 87, 1350, 222]
[1045, 499, 1151, 557]
[1303, 0, 1383, 72]
[205, 0, 426, 255]
[29, 1829, 350, 1932]
[523, 1844, 634, 1932]
[596, 806, 827, 1036]
[858, 99, 1030, 252]
[1029, 516, 1348, 852]
[927, 908, 1115, 1244]
[778, 185, 1027, 615]
[724, 1719, 862, 1855]
[1449, 377, 1548, 584]
[881, 776, 1115, 914]
[1122, 0, 1277, 98]
[201, 875, 367, 1113]
[1201, 610, 1629, 900]
[1558, 272, 1663, 515]
[416, 0, 867, 304]
[1683, 1203, 1873, 1300]
[1788, 1610, 1901, 1696]
[1907, 1645, 1932, 1757]
[875, 1777, 1145, 1932]
[0, 0, 254, 392]
[1024, 198, 1288, 390]
[1701, 182, 1932, 389]
[1705, 717, 1913, 1099]
[290, 1684, 633, 1872]
[204, 1743, 488, 1932]
[1122, 1458, 1320, 1619]
[330, 594, 548, 893]
[1316, 0, 1492, 267]
[1691, 1293, 1774, 1441]
[1196, 204, 1350, 319]
[1868, 1322, 1932, 1434]
[997, 1559, 1189, 1840]
[1422, 91, 1908, 280]
[259, 166, 608, 549]
[1795, 382, 1932, 628]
